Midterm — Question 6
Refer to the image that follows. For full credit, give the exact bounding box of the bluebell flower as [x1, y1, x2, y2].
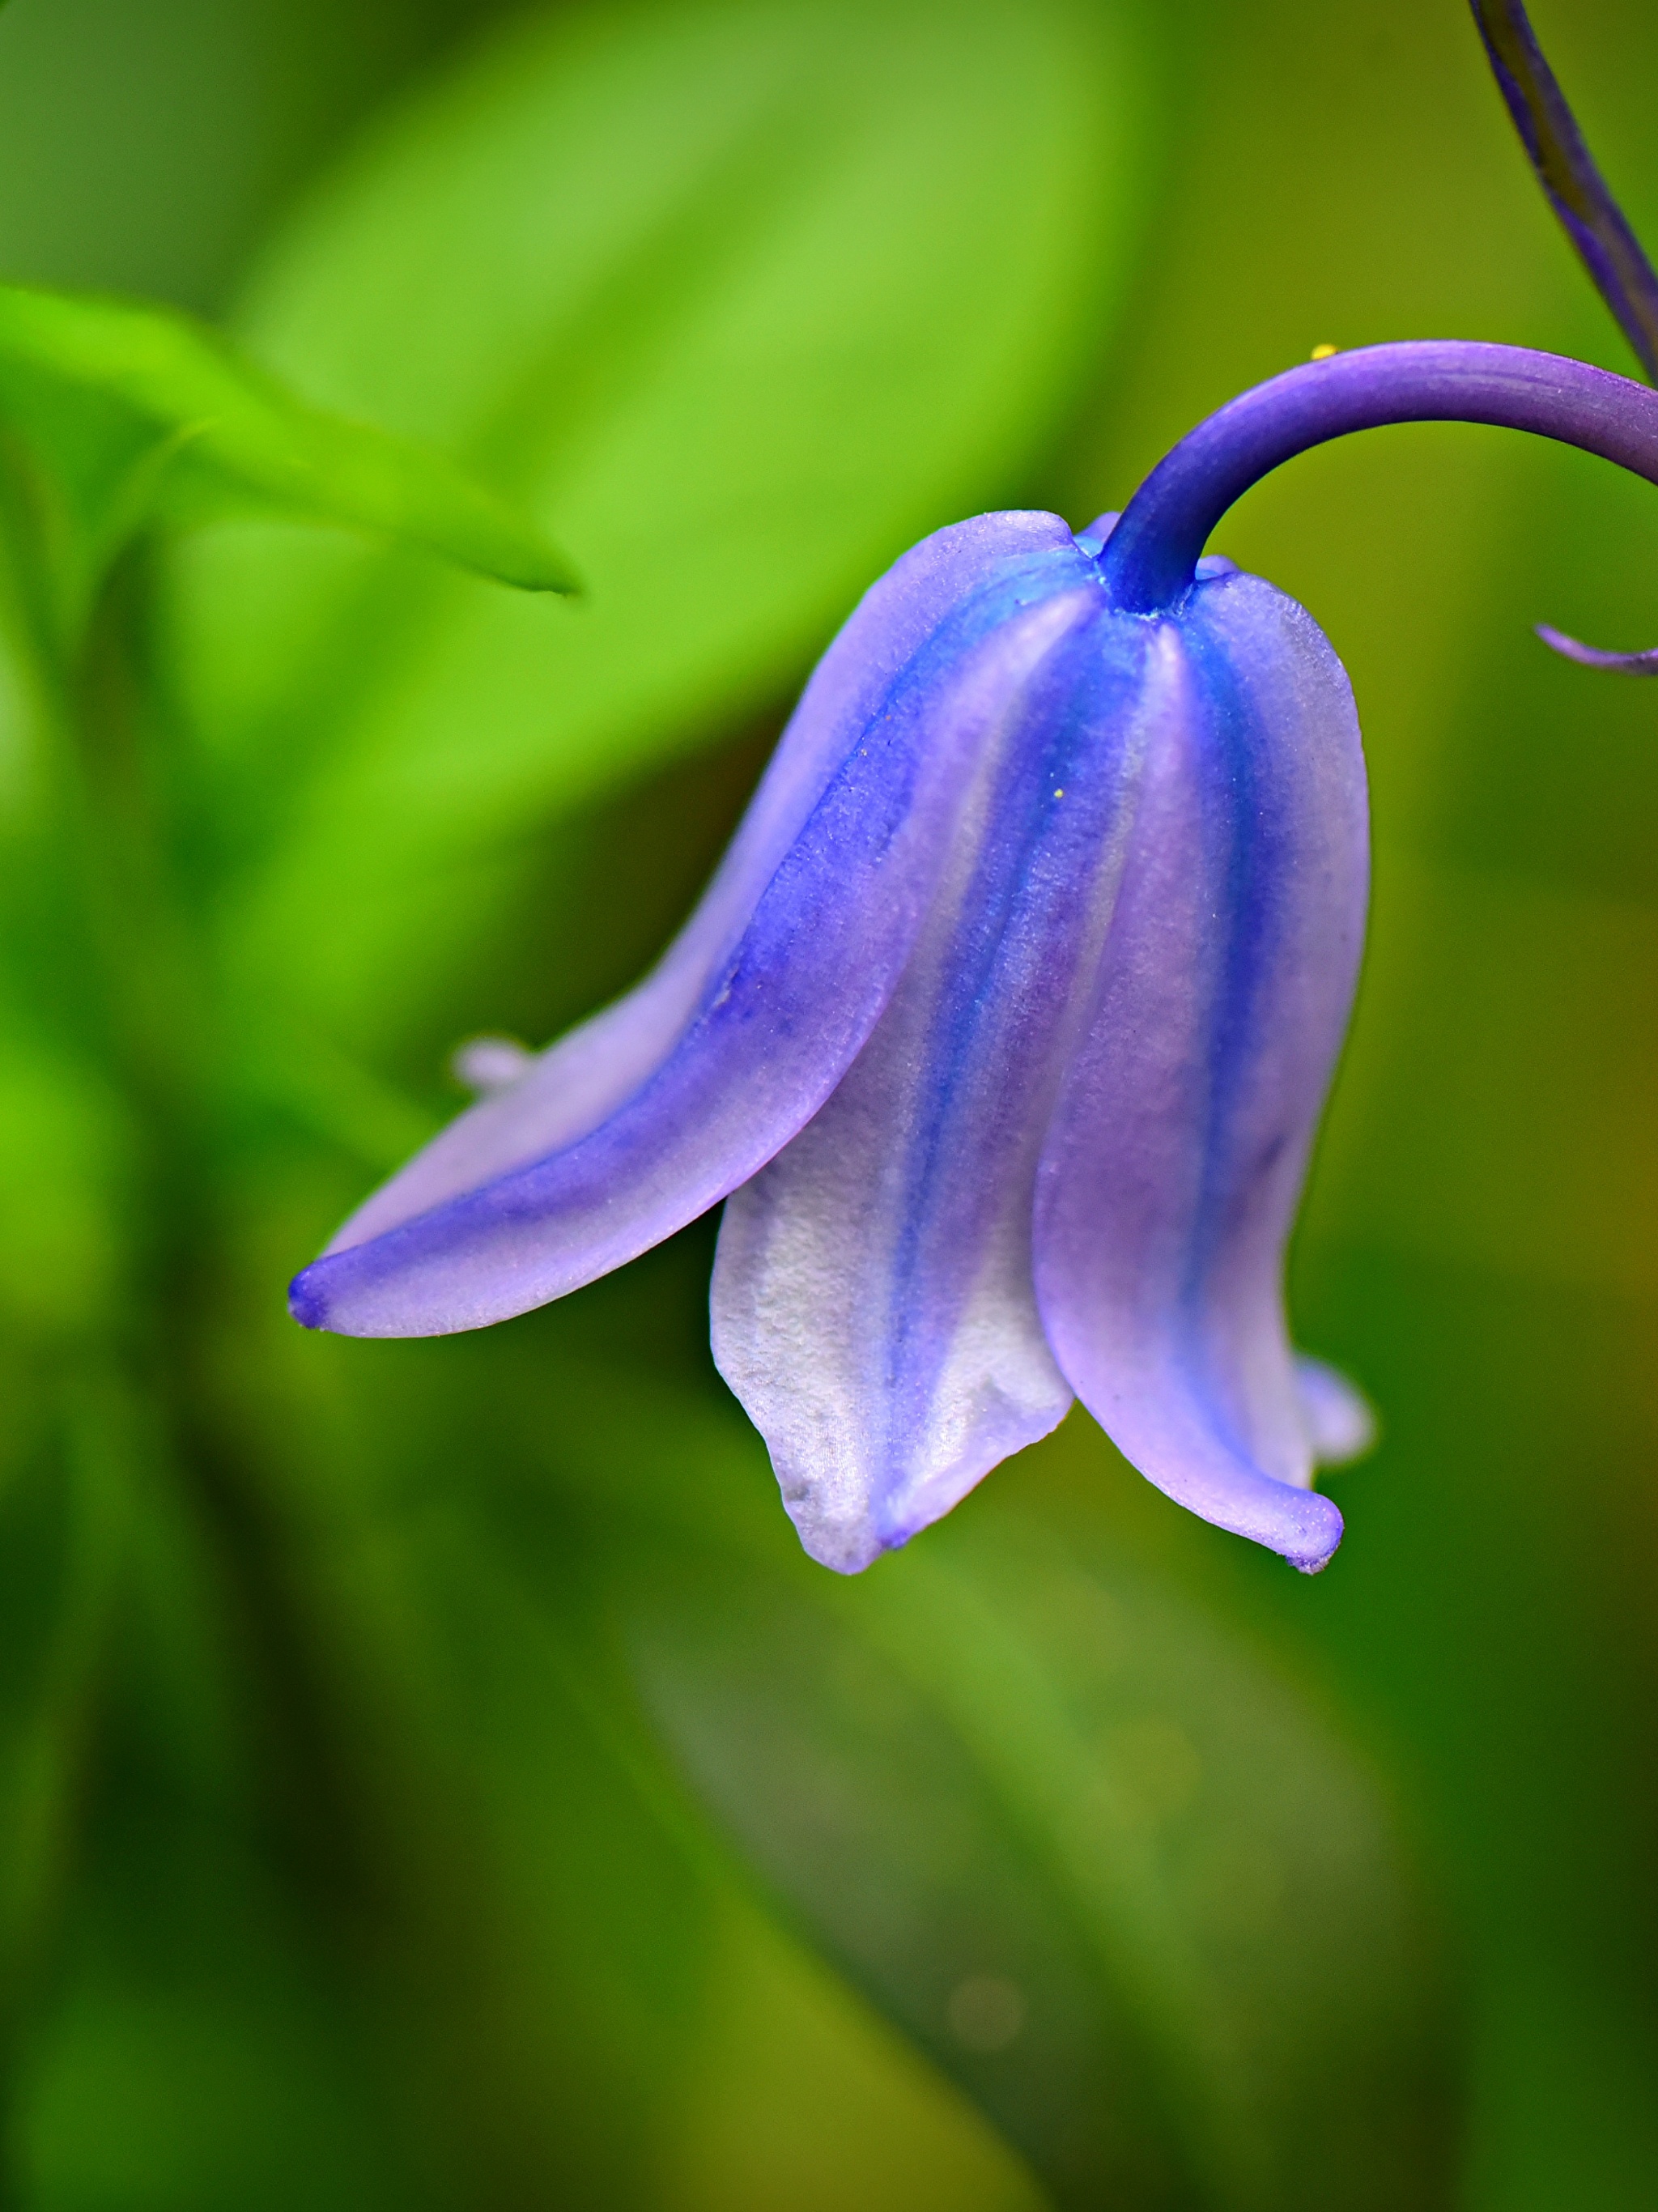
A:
[291, 342, 1658, 1574]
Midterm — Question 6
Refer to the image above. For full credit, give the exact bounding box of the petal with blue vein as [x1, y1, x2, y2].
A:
[713, 579, 1151, 1572]
[291, 512, 1086, 1337]
[1033, 576, 1369, 1572]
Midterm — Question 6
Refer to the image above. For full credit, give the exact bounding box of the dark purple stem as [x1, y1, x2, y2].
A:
[1101, 340, 1658, 616]
[1470, 1, 1658, 385]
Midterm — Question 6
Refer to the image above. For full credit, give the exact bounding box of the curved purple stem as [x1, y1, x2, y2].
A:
[1101, 341, 1658, 624]
[1470, 1, 1658, 385]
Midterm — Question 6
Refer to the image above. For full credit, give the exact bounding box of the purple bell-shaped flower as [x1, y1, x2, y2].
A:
[291, 342, 1658, 1576]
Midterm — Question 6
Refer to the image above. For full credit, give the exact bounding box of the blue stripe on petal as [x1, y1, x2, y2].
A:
[713, 590, 1158, 1572]
[1032, 574, 1368, 1573]
[292, 513, 1094, 1337]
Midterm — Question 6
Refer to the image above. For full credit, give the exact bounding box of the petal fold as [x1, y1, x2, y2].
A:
[291, 512, 1086, 1337]
[1033, 574, 1369, 1572]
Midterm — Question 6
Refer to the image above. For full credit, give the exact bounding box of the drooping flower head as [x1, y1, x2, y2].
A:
[289, 338, 1658, 1578]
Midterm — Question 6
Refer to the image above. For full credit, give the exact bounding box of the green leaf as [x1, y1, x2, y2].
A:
[0, 1372, 133, 2051]
[0, 1036, 136, 1338]
[166, 1192, 1455, 2206]
[168, 0, 1158, 1054]
[481, 1340, 1459, 2212]
[16, 1819, 410, 2212]
[636, 1549, 1456, 2207]
[0, 283, 576, 631]
[274, 1315, 1033, 2206]
[6, 1335, 712, 2210]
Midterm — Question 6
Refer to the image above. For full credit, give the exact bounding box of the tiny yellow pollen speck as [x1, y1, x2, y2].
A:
[1310, 342, 1338, 361]
[1053, 788, 1065, 798]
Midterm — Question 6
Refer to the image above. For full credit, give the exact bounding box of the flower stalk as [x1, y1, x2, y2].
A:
[1470, 0, 1658, 382]
[1103, 340, 1658, 610]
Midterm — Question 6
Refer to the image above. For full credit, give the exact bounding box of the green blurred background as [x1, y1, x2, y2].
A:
[0, 1, 1652, 2206]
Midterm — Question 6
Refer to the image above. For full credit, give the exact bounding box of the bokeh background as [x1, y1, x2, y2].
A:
[0, 2, 1653, 2206]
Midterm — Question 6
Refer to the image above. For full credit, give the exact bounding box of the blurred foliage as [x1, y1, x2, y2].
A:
[0, 283, 574, 645]
[0, 1, 1652, 2209]
[165, 0, 1148, 1069]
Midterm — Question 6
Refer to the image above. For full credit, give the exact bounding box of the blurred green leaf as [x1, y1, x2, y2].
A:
[627, 1505, 1458, 2210]
[0, 1375, 133, 2074]
[166, 0, 1156, 1056]
[402, 1304, 1458, 2212]
[256, 1302, 1026, 2208]
[377, 1500, 728, 2204]
[17, 1808, 410, 2212]
[0, 1035, 137, 1338]
[0, 621, 140, 1358]
[4, 1345, 712, 2210]
[0, 282, 575, 637]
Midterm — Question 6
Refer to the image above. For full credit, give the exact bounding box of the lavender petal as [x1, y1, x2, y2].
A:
[714, 566, 1150, 1572]
[291, 512, 1084, 1336]
[1033, 574, 1369, 1573]
[1536, 622, 1658, 675]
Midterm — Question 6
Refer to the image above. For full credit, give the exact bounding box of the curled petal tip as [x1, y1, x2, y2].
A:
[1225, 1478, 1345, 1576]
[1536, 621, 1658, 674]
[1293, 1513, 1344, 1576]
[1290, 1512, 1343, 1576]
[450, 1033, 535, 1095]
[287, 1268, 330, 1332]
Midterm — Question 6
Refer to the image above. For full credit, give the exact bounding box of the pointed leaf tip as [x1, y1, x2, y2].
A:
[0, 283, 578, 593]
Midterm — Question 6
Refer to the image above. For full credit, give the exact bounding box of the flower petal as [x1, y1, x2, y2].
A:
[291, 512, 1086, 1337]
[1032, 574, 1369, 1572]
[1295, 1353, 1376, 1466]
[1535, 621, 1658, 674]
[714, 573, 1153, 1572]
